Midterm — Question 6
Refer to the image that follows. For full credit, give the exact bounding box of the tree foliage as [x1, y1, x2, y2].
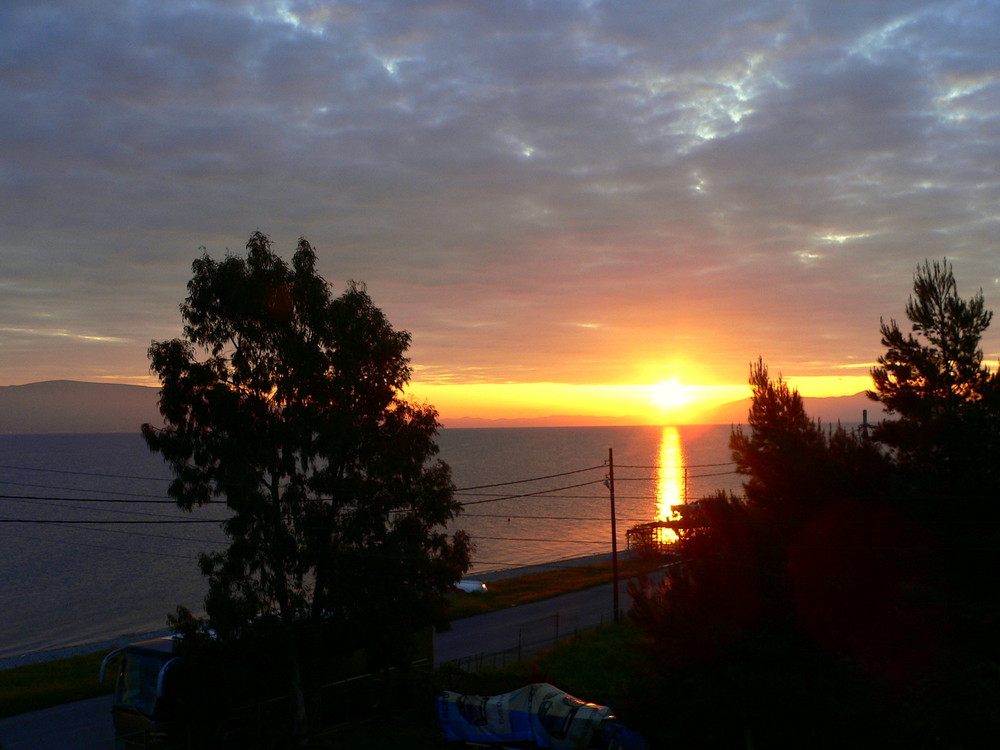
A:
[730, 358, 824, 514]
[868, 258, 1000, 607]
[730, 358, 888, 520]
[869, 259, 1000, 499]
[142, 232, 471, 735]
[871, 258, 993, 416]
[629, 260, 1000, 748]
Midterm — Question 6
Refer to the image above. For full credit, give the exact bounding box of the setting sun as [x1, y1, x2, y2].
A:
[406, 380, 754, 425]
[649, 380, 695, 410]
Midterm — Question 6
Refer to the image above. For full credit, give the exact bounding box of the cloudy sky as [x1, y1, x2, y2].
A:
[3, 0, 999, 419]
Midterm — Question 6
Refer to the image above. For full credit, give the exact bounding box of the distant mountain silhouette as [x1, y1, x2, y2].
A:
[442, 391, 885, 429]
[0, 380, 161, 434]
[696, 391, 885, 427]
[0, 380, 886, 433]
[441, 414, 657, 428]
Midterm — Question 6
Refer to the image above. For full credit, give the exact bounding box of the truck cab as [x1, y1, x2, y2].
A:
[100, 637, 179, 749]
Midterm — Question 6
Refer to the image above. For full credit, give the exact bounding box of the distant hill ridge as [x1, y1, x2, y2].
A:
[0, 380, 885, 434]
[0, 380, 161, 434]
[695, 390, 884, 427]
[445, 391, 883, 428]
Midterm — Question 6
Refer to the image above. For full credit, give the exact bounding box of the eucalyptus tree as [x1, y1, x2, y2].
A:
[142, 231, 471, 737]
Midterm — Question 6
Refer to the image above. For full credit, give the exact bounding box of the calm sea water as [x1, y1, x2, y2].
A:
[0, 425, 740, 660]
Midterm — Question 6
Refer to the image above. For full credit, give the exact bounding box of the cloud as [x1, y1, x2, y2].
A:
[2, 0, 999, 389]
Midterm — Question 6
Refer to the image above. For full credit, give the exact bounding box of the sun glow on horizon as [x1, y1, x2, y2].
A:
[406, 381, 751, 424]
[404, 371, 866, 425]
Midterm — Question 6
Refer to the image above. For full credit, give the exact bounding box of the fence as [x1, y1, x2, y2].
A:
[113, 665, 428, 750]
[440, 609, 617, 674]
[111, 588, 648, 748]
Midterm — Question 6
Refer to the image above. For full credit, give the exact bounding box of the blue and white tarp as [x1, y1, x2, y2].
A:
[437, 683, 645, 750]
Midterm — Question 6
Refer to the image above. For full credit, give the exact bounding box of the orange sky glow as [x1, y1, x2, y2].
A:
[5, 3, 999, 428]
[407, 373, 873, 424]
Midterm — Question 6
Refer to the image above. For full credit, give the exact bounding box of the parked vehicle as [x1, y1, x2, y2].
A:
[100, 626, 434, 749]
[438, 682, 646, 749]
[100, 637, 185, 749]
[454, 579, 489, 593]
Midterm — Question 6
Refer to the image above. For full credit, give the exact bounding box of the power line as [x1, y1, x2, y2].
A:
[0, 450, 736, 547]
[1, 495, 229, 522]
[472, 535, 611, 544]
[0, 457, 736, 494]
[4, 521, 225, 547]
[464, 557, 627, 572]
[0, 518, 222, 524]
[0, 489, 177, 502]
[455, 488, 595, 500]
[0, 460, 613, 493]
[462, 512, 663, 522]
[3, 487, 722, 523]
[615, 461, 734, 469]
[3, 529, 216, 561]
[613, 469, 739, 482]
[0, 479, 173, 503]
[454, 464, 605, 491]
[458, 479, 607, 506]
[0, 463, 167, 482]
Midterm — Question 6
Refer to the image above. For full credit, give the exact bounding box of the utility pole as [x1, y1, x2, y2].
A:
[608, 447, 620, 623]
[861, 409, 872, 440]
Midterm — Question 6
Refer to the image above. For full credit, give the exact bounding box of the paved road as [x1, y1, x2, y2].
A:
[0, 694, 113, 750]
[436, 581, 623, 665]
[0, 574, 660, 749]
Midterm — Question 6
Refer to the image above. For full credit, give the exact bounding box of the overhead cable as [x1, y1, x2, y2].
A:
[0, 463, 167, 482]
[0, 518, 221, 524]
[458, 479, 607, 507]
[454, 464, 605, 492]
[464, 535, 610, 544]
[0, 490, 177, 503]
[614, 461, 733, 469]
[3, 530, 215, 560]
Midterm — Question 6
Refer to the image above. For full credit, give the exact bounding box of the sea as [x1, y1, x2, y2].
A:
[0, 425, 741, 664]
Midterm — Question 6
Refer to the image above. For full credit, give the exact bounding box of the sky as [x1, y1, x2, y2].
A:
[2, 0, 1000, 422]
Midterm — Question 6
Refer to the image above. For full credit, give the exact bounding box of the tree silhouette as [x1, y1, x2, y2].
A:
[629, 263, 1000, 747]
[731, 358, 888, 522]
[870, 259, 997, 478]
[730, 358, 825, 516]
[869, 258, 1000, 595]
[142, 231, 471, 739]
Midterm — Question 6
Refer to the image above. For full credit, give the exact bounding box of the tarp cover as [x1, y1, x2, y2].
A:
[437, 682, 642, 750]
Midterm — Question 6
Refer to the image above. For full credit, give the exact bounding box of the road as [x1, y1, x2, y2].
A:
[0, 694, 113, 750]
[0, 576, 654, 749]
[436, 580, 627, 666]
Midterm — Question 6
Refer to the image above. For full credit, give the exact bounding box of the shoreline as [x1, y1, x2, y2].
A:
[474, 550, 631, 582]
[1, 551, 631, 671]
[0, 629, 175, 672]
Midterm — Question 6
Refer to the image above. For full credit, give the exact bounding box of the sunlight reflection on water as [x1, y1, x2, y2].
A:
[656, 426, 686, 518]
[655, 426, 686, 545]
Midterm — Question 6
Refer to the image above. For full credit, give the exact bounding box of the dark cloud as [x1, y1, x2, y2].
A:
[2, 0, 999, 389]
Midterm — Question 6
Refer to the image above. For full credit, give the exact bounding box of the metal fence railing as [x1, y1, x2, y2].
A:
[441, 610, 616, 674]
[112, 666, 427, 749]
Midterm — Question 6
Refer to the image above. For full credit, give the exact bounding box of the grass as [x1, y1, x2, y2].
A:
[445, 555, 667, 619]
[0, 650, 113, 719]
[0, 554, 667, 721]
[313, 622, 644, 750]
[313, 717, 445, 750]
[530, 621, 643, 706]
